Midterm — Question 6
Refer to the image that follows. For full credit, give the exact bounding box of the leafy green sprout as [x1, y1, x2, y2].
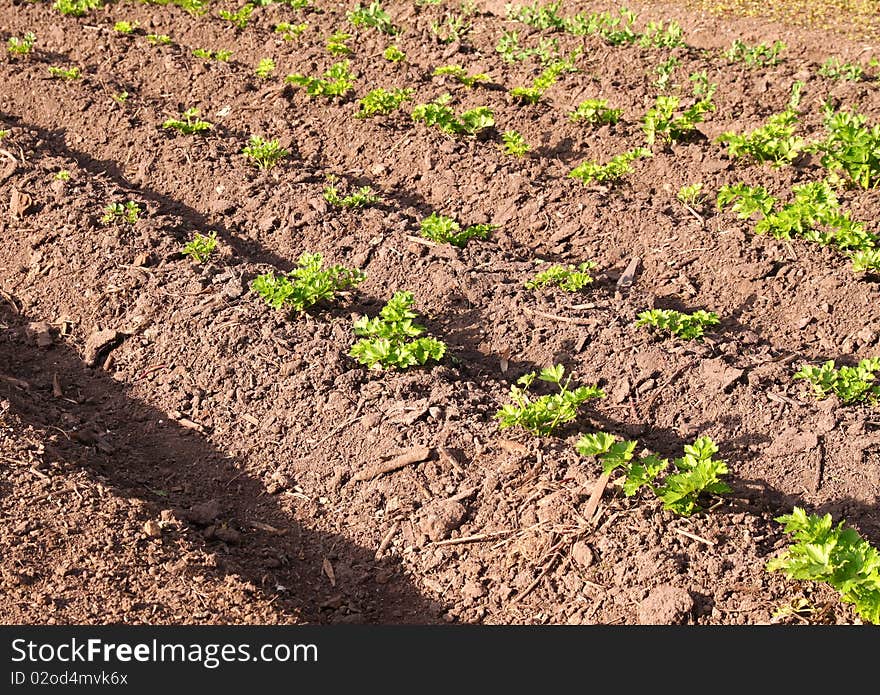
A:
[219, 3, 254, 29]
[419, 213, 495, 247]
[812, 106, 880, 189]
[793, 358, 880, 404]
[495, 364, 605, 437]
[112, 91, 129, 104]
[767, 507, 880, 625]
[569, 147, 652, 185]
[101, 201, 141, 224]
[724, 39, 785, 66]
[275, 22, 308, 40]
[525, 262, 595, 292]
[52, 0, 104, 16]
[182, 231, 219, 263]
[676, 182, 705, 207]
[383, 45, 405, 62]
[323, 178, 380, 208]
[146, 34, 172, 45]
[851, 249, 880, 273]
[162, 108, 213, 135]
[430, 13, 470, 44]
[569, 99, 621, 125]
[819, 57, 863, 82]
[349, 291, 447, 370]
[411, 97, 494, 136]
[653, 55, 680, 91]
[286, 61, 355, 98]
[113, 21, 138, 34]
[500, 130, 530, 157]
[636, 308, 720, 340]
[642, 87, 716, 147]
[326, 31, 352, 55]
[251, 252, 365, 313]
[433, 65, 489, 88]
[255, 57, 276, 78]
[48, 66, 81, 80]
[717, 109, 805, 167]
[54, 170, 71, 181]
[356, 87, 413, 118]
[576, 433, 730, 516]
[0, 130, 8, 140]
[509, 57, 577, 105]
[242, 136, 289, 169]
[7, 32, 36, 55]
[347, 2, 398, 34]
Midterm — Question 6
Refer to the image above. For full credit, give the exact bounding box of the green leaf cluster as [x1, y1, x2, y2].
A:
[101, 201, 141, 225]
[181, 231, 218, 263]
[7, 32, 36, 55]
[411, 98, 494, 136]
[349, 291, 447, 370]
[500, 130, 530, 157]
[495, 364, 605, 436]
[767, 507, 880, 625]
[636, 308, 720, 340]
[717, 109, 805, 167]
[576, 433, 730, 516]
[251, 252, 365, 313]
[219, 4, 254, 29]
[420, 213, 495, 247]
[323, 180, 380, 208]
[275, 22, 308, 40]
[724, 39, 785, 67]
[569, 147, 651, 184]
[643, 88, 716, 146]
[162, 107, 213, 135]
[812, 106, 880, 189]
[794, 358, 880, 404]
[286, 60, 355, 98]
[53, 0, 104, 16]
[569, 98, 621, 125]
[525, 262, 595, 292]
[242, 135, 289, 169]
[347, 2, 398, 34]
[509, 57, 576, 105]
[819, 57, 863, 82]
[433, 65, 489, 88]
[356, 87, 413, 117]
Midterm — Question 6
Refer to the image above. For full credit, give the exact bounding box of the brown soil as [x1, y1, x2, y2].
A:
[1, 0, 879, 626]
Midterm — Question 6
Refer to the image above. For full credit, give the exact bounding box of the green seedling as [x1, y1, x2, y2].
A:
[794, 358, 880, 404]
[564, 7, 638, 45]
[0, 130, 8, 140]
[636, 308, 720, 340]
[286, 60, 355, 98]
[275, 22, 307, 40]
[819, 57, 863, 81]
[162, 107, 212, 135]
[569, 147, 651, 185]
[7, 32, 36, 55]
[676, 182, 705, 207]
[653, 56, 680, 91]
[411, 97, 494, 136]
[101, 201, 141, 224]
[506, 1, 565, 30]
[53, 0, 103, 16]
[509, 57, 577, 105]
[54, 170, 71, 181]
[718, 109, 805, 167]
[325, 31, 352, 55]
[193, 48, 232, 61]
[725, 39, 785, 66]
[812, 105, 880, 189]
[255, 57, 276, 78]
[496, 30, 552, 64]
[383, 44, 405, 62]
[500, 130, 530, 157]
[576, 433, 729, 516]
[356, 87, 413, 117]
[525, 262, 595, 291]
[112, 91, 129, 104]
[146, 34, 172, 45]
[643, 85, 716, 146]
[851, 248, 880, 273]
[420, 212, 495, 247]
[495, 364, 605, 436]
[430, 13, 470, 44]
[219, 3, 254, 29]
[182, 231, 218, 263]
[349, 291, 447, 370]
[767, 507, 880, 625]
[433, 65, 489, 88]
[637, 20, 684, 49]
[48, 66, 81, 80]
[252, 252, 365, 313]
[569, 98, 621, 125]
[242, 135, 288, 169]
[113, 21, 138, 34]
[323, 178, 380, 208]
[347, 2, 398, 34]
[717, 180, 877, 258]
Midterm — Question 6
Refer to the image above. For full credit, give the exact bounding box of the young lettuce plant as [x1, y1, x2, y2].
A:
[576, 433, 730, 516]
[182, 231, 218, 263]
[420, 213, 495, 247]
[811, 105, 880, 189]
[636, 308, 720, 340]
[495, 364, 605, 436]
[724, 39, 785, 66]
[643, 86, 716, 147]
[101, 201, 141, 225]
[500, 130, 530, 157]
[356, 87, 413, 118]
[347, 2, 398, 34]
[767, 507, 880, 625]
[162, 107, 213, 135]
[286, 60, 355, 98]
[433, 65, 490, 88]
[525, 262, 595, 291]
[242, 135, 289, 169]
[323, 176, 380, 208]
[509, 57, 577, 105]
[430, 13, 471, 44]
[717, 109, 805, 167]
[383, 44, 406, 62]
[569, 147, 651, 185]
[793, 358, 880, 404]
[251, 252, 365, 313]
[819, 57, 863, 82]
[325, 31, 353, 55]
[275, 22, 308, 41]
[219, 3, 254, 29]
[569, 98, 621, 125]
[47, 66, 81, 80]
[7, 32, 36, 55]
[255, 57, 276, 78]
[349, 291, 447, 370]
[411, 96, 494, 136]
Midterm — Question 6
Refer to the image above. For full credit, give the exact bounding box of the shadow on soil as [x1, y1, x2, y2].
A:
[0, 301, 444, 624]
